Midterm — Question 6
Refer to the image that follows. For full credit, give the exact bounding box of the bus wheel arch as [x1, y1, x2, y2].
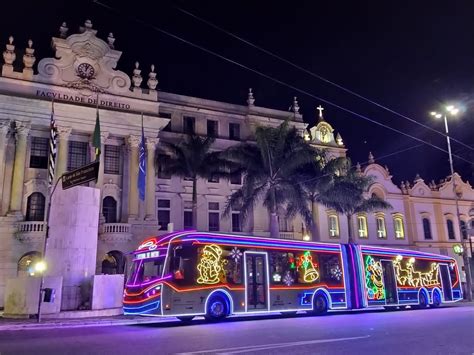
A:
[417, 288, 429, 309]
[431, 288, 442, 308]
[205, 289, 233, 321]
[311, 288, 331, 315]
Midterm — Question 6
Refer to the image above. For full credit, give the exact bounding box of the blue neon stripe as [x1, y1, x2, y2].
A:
[123, 300, 160, 314]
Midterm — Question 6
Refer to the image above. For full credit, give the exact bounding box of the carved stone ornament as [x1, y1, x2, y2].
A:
[146, 137, 159, 150]
[147, 64, 158, 90]
[3, 36, 16, 66]
[127, 135, 141, 148]
[56, 126, 72, 140]
[35, 20, 131, 94]
[23, 40, 36, 69]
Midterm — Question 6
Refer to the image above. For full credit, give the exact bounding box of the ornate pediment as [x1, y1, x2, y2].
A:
[35, 20, 130, 96]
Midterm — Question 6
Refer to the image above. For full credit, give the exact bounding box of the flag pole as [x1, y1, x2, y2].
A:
[37, 99, 57, 322]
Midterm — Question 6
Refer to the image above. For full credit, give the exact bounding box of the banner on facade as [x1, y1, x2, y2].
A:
[62, 161, 100, 190]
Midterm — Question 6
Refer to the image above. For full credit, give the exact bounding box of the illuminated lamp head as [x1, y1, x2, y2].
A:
[408, 257, 415, 264]
[395, 255, 403, 262]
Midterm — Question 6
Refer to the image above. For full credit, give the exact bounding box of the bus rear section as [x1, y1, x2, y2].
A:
[358, 245, 463, 308]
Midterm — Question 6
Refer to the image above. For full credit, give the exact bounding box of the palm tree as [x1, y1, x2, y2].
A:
[223, 121, 321, 238]
[315, 157, 392, 243]
[156, 134, 232, 230]
[299, 156, 326, 241]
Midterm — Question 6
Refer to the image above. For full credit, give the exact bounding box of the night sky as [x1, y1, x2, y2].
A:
[1, 0, 473, 185]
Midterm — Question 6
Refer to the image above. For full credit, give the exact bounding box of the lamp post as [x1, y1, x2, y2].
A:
[430, 106, 473, 301]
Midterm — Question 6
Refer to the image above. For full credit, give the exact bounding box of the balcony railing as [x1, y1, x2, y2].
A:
[16, 221, 46, 242]
[99, 223, 132, 242]
[18, 221, 46, 233]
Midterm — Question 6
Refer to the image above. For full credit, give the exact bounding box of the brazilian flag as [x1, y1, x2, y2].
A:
[92, 107, 101, 161]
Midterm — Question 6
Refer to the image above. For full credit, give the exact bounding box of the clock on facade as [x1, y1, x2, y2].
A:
[77, 63, 95, 79]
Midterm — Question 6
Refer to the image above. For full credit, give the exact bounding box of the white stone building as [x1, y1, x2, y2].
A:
[0, 21, 472, 308]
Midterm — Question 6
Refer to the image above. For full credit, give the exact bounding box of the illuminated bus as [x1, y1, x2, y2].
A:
[123, 231, 462, 321]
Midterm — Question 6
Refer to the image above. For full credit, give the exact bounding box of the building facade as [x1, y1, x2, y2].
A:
[0, 20, 472, 307]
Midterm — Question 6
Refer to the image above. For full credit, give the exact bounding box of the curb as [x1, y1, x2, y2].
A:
[0, 317, 178, 331]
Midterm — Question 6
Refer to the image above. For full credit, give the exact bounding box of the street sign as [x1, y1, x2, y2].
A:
[61, 161, 99, 190]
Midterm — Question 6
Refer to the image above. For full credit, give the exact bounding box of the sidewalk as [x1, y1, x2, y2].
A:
[0, 313, 177, 331]
[0, 301, 472, 331]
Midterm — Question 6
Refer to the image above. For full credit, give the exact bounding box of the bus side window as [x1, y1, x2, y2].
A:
[171, 245, 196, 285]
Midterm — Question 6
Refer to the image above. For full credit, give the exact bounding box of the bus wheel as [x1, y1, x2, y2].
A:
[312, 294, 328, 315]
[205, 296, 228, 321]
[431, 291, 442, 308]
[416, 291, 429, 309]
[177, 316, 195, 322]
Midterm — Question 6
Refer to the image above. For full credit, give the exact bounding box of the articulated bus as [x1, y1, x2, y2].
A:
[123, 231, 462, 321]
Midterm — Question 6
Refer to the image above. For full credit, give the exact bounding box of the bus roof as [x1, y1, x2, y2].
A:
[135, 231, 455, 261]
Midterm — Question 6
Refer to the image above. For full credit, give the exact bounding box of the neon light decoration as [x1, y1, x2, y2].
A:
[230, 247, 243, 262]
[272, 273, 282, 282]
[283, 271, 294, 286]
[197, 244, 226, 285]
[330, 264, 342, 281]
[138, 238, 158, 251]
[393, 255, 440, 287]
[365, 255, 385, 300]
[296, 251, 320, 283]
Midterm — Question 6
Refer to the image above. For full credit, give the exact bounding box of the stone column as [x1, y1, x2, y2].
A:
[145, 137, 159, 220]
[127, 135, 140, 220]
[9, 122, 30, 214]
[0, 121, 11, 216]
[55, 126, 72, 180]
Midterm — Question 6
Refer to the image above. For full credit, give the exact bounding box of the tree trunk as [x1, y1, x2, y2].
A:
[347, 213, 354, 244]
[192, 177, 198, 230]
[310, 199, 319, 241]
[269, 212, 280, 239]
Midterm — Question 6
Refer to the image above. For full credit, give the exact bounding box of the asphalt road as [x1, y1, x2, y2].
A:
[0, 306, 473, 355]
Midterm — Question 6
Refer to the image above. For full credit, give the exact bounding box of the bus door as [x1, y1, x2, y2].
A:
[381, 260, 398, 305]
[244, 252, 269, 311]
[439, 264, 453, 301]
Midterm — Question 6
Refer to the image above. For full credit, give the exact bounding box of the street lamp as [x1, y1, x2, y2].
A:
[430, 105, 472, 301]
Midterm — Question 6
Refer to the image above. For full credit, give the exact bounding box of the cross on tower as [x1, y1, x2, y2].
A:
[316, 105, 324, 118]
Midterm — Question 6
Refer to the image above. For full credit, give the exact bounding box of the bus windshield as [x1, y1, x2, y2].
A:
[129, 257, 166, 284]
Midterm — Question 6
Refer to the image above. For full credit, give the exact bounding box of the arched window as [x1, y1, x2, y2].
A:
[101, 250, 126, 274]
[422, 218, 432, 240]
[26, 192, 46, 221]
[17, 251, 42, 276]
[357, 215, 368, 238]
[102, 196, 117, 223]
[446, 219, 456, 240]
[328, 213, 339, 238]
[393, 215, 405, 239]
[375, 215, 386, 239]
